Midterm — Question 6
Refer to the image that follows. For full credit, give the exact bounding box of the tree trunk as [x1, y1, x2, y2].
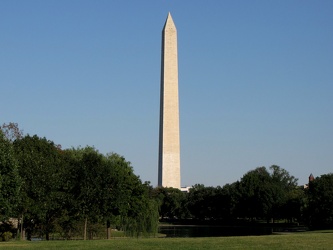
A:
[106, 220, 111, 239]
[21, 228, 25, 240]
[84, 217, 87, 240]
[17, 219, 20, 240]
[20, 214, 25, 240]
[45, 216, 50, 240]
[266, 217, 270, 224]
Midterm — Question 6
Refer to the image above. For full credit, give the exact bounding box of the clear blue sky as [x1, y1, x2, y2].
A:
[1, 1, 332, 187]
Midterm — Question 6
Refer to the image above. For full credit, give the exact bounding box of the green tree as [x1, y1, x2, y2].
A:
[214, 183, 239, 220]
[282, 186, 305, 223]
[74, 147, 104, 240]
[236, 167, 273, 221]
[106, 153, 158, 237]
[64, 148, 159, 239]
[152, 187, 187, 219]
[236, 166, 299, 223]
[13, 135, 67, 240]
[187, 184, 217, 220]
[308, 173, 333, 228]
[0, 131, 21, 221]
[121, 182, 159, 237]
[269, 165, 298, 222]
[63, 147, 112, 240]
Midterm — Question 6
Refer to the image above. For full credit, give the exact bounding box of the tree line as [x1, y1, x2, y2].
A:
[153, 167, 333, 229]
[1, 122, 333, 241]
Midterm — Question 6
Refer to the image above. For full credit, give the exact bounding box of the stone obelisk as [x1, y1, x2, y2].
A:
[158, 12, 181, 189]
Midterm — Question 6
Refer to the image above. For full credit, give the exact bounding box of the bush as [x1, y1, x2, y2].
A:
[1, 231, 13, 241]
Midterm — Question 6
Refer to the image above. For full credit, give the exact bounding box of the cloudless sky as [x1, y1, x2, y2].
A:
[1, 1, 332, 187]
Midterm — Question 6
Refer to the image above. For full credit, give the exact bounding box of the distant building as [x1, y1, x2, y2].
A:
[304, 173, 315, 188]
[180, 186, 191, 193]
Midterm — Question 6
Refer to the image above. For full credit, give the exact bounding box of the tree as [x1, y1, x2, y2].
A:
[236, 167, 273, 221]
[70, 147, 105, 240]
[214, 183, 239, 220]
[235, 165, 298, 222]
[282, 186, 305, 223]
[0, 122, 23, 142]
[0, 131, 21, 221]
[63, 148, 159, 239]
[13, 135, 67, 240]
[62, 147, 117, 240]
[105, 153, 158, 237]
[152, 187, 187, 219]
[308, 173, 333, 228]
[187, 184, 218, 220]
[269, 165, 298, 222]
[121, 182, 159, 237]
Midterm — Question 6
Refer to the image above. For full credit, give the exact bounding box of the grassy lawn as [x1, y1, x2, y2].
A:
[1, 231, 332, 249]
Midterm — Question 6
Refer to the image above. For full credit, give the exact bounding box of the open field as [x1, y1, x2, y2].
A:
[1, 231, 333, 249]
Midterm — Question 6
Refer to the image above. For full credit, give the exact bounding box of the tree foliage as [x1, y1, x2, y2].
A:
[236, 165, 299, 222]
[0, 122, 23, 142]
[1, 122, 333, 238]
[0, 131, 21, 221]
[13, 135, 67, 240]
[152, 187, 187, 219]
[308, 173, 333, 228]
[0, 124, 159, 239]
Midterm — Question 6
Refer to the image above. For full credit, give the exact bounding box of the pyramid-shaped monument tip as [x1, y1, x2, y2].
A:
[163, 12, 176, 30]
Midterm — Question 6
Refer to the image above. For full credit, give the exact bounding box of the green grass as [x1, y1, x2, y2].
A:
[1, 231, 333, 249]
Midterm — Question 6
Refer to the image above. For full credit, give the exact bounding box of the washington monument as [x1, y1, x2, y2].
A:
[158, 13, 181, 189]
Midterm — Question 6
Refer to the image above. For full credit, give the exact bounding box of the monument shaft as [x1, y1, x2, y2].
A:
[158, 13, 180, 189]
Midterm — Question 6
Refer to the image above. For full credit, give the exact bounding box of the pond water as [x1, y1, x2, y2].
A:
[158, 225, 273, 238]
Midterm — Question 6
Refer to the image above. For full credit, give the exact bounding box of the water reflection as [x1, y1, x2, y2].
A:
[158, 225, 273, 238]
